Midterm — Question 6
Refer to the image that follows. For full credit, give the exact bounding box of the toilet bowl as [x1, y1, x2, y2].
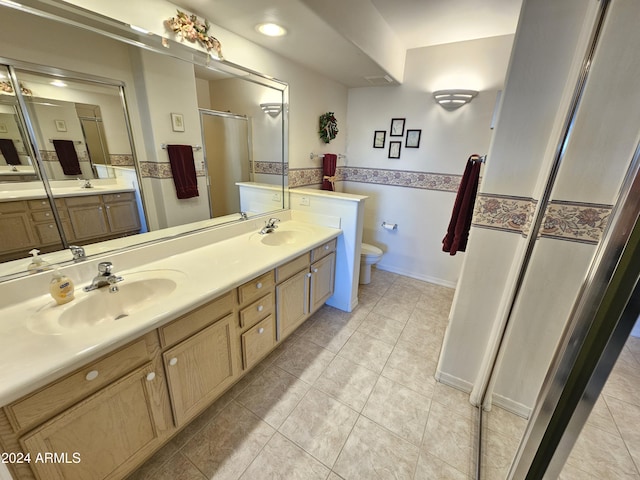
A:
[360, 243, 383, 284]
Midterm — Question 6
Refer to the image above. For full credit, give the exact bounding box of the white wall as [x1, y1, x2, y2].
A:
[343, 35, 514, 286]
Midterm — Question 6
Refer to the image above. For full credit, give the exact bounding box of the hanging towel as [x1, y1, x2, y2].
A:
[0, 139, 21, 165]
[166, 144, 199, 199]
[322, 153, 337, 191]
[442, 155, 482, 255]
[52, 140, 82, 176]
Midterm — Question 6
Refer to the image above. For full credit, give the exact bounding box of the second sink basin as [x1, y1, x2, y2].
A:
[250, 224, 315, 247]
[27, 269, 186, 335]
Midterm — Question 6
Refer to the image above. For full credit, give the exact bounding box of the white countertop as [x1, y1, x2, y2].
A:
[0, 220, 341, 406]
[0, 181, 135, 202]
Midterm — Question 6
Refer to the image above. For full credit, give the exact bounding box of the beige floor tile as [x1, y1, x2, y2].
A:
[356, 288, 382, 310]
[337, 331, 394, 373]
[422, 401, 473, 475]
[605, 395, 640, 472]
[356, 311, 405, 345]
[182, 401, 275, 480]
[583, 394, 619, 436]
[279, 388, 358, 467]
[398, 313, 446, 364]
[483, 405, 528, 441]
[381, 283, 422, 308]
[381, 340, 437, 397]
[333, 415, 419, 480]
[327, 473, 345, 480]
[239, 432, 330, 480]
[302, 315, 356, 353]
[315, 304, 371, 330]
[565, 422, 639, 479]
[133, 452, 205, 480]
[559, 463, 605, 480]
[274, 337, 335, 383]
[481, 427, 521, 480]
[235, 366, 311, 428]
[431, 382, 476, 421]
[602, 369, 640, 407]
[371, 298, 415, 324]
[362, 376, 431, 445]
[414, 451, 468, 480]
[313, 355, 379, 412]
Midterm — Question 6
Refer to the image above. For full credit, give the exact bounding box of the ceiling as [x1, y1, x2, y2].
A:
[172, 0, 523, 88]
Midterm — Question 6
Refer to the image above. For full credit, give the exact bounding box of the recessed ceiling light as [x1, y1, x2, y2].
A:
[50, 80, 67, 87]
[256, 23, 287, 37]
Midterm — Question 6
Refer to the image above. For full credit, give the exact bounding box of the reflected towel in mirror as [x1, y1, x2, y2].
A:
[52, 139, 82, 175]
[322, 153, 337, 191]
[0, 139, 21, 165]
[166, 144, 199, 199]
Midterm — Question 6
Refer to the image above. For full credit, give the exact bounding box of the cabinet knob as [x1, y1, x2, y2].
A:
[106, 205, 110, 209]
[169, 357, 178, 366]
[258, 328, 265, 334]
[324, 245, 329, 250]
[256, 282, 262, 289]
[312, 268, 318, 273]
[45, 212, 50, 217]
[306, 273, 312, 278]
[257, 305, 264, 312]
[98, 206, 102, 211]
[48, 224, 54, 229]
[146, 372, 156, 382]
[85, 370, 99, 381]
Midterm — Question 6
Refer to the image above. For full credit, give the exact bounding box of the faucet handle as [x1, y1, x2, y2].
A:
[70, 245, 85, 261]
[98, 262, 113, 275]
[267, 217, 280, 228]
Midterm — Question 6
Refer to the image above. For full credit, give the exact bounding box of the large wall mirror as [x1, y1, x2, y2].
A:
[0, 2, 288, 280]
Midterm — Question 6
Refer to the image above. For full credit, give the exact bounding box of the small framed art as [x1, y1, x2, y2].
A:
[406, 129, 421, 148]
[388, 141, 401, 159]
[54, 120, 67, 132]
[373, 130, 386, 148]
[171, 113, 185, 132]
[390, 118, 405, 136]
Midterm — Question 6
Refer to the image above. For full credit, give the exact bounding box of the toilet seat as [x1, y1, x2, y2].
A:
[361, 243, 383, 259]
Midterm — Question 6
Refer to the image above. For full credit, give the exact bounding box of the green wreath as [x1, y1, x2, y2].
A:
[319, 112, 338, 143]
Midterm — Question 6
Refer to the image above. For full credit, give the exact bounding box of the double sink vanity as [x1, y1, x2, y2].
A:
[0, 216, 340, 480]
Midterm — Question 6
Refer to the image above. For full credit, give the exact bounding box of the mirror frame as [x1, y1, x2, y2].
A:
[0, 0, 289, 282]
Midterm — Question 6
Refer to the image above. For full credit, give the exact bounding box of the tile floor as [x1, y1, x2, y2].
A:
[128, 268, 479, 480]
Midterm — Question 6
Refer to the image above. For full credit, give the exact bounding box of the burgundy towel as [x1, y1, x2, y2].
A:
[52, 140, 82, 176]
[0, 139, 21, 165]
[442, 156, 482, 255]
[322, 153, 337, 191]
[166, 144, 199, 199]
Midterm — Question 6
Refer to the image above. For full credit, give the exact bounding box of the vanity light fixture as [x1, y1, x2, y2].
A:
[50, 80, 67, 88]
[256, 22, 287, 37]
[260, 102, 282, 117]
[433, 89, 478, 110]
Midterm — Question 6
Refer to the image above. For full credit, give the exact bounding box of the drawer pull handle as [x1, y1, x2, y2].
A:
[256, 282, 262, 289]
[258, 328, 265, 334]
[169, 357, 178, 366]
[85, 370, 99, 381]
[257, 305, 264, 312]
[146, 372, 156, 382]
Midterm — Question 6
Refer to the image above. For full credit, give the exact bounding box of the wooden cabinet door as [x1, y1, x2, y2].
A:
[67, 205, 109, 240]
[105, 200, 140, 233]
[0, 211, 36, 252]
[20, 363, 165, 480]
[310, 252, 336, 313]
[276, 268, 310, 340]
[163, 313, 238, 426]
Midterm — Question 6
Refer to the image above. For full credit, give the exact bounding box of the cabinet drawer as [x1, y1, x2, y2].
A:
[25, 199, 49, 211]
[311, 238, 337, 262]
[64, 194, 101, 207]
[239, 292, 273, 329]
[103, 191, 135, 203]
[33, 222, 62, 245]
[0, 201, 28, 213]
[238, 270, 274, 305]
[6, 337, 150, 433]
[241, 315, 276, 370]
[159, 290, 234, 347]
[275, 252, 310, 283]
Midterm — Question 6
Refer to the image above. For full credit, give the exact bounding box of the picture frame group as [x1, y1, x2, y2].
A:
[372, 118, 421, 158]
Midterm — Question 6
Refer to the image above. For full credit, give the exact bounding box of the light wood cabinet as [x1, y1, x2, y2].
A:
[310, 252, 336, 312]
[20, 363, 165, 480]
[103, 192, 140, 234]
[277, 267, 311, 340]
[163, 313, 238, 427]
[237, 274, 276, 370]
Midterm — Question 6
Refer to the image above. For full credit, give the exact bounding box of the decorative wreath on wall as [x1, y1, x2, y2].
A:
[319, 112, 338, 143]
[165, 10, 224, 59]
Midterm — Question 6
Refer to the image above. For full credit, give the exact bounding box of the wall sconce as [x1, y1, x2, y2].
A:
[260, 103, 282, 117]
[433, 90, 478, 110]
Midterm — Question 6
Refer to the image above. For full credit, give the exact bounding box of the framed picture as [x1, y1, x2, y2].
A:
[170, 113, 185, 132]
[390, 118, 405, 137]
[0, 123, 7, 133]
[406, 129, 421, 148]
[54, 120, 67, 132]
[388, 141, 401, 159]
[373, 130, 386, 148]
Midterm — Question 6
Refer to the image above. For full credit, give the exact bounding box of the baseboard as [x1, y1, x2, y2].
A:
[375, 264, 458, 289]
[435, 370, 474, 395]
[490, 393, 531, 419]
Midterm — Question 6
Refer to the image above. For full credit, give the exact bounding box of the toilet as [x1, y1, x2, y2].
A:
[360, 243, 383, 284]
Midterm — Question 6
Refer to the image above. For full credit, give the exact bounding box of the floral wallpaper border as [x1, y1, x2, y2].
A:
[109, 154, 135, 166]
[138, 161, 205, 178]
[472, 193, 537, 236]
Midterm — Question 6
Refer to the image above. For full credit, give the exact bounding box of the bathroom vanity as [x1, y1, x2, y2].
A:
[0, 219, 339, 480]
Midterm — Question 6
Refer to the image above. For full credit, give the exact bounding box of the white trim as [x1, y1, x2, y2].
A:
[490, 393, 532, 419]
[375, 264, 458, 289]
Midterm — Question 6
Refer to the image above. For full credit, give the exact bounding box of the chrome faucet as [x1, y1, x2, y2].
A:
[69, 245, 86, 262]
[239, 211, 248, 220]
[259, 217, 280, 234]
[84, 262, 124, 292]
[79, 178, 93, 188]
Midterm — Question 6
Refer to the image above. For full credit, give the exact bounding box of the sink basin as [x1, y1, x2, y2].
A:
[251, 225, 314, 247]
[27, 269, 186, 335]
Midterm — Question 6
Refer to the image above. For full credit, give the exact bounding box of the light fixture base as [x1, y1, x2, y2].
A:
[260, 102, 282, 117]
[433, 89, 479, 110]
